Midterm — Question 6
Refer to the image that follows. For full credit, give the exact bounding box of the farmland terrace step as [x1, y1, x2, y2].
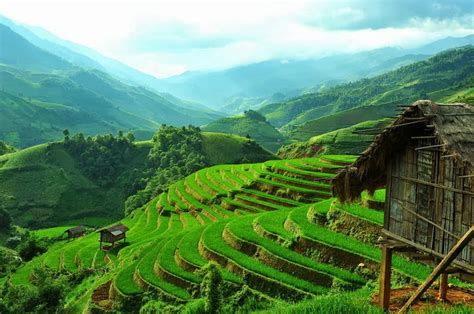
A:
[135, 238, 191, 302]
[234, 194, 289, 211]
[241, 188, 304, 207]
[223, 217, 365, 289]
[266, 162, 335, 182]
[319, 155, 357, 166]
[198, 220, 328, 300]
[283, 205, 431, 282]
[221, 198, 264, 214]
[255, 177, 333, 198]
[176, 226, 242, 285]
[155, 234, 200, 293]
[184, 174, 214, 202]
[286, 159, 343, 174]
[260, 171, 332, 191]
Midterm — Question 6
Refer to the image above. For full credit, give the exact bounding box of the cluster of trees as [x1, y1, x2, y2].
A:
[0, 141, 15, 156]
[243, 109, 267, 122]
[125, 125, 208, 214]
[0, 265, 92, 313]
[63, 129, 137, 187]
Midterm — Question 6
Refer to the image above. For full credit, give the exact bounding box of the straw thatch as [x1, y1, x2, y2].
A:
[333, 100, 474, 202]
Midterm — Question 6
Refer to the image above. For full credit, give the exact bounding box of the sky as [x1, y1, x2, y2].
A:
[0, 0, 473, 78]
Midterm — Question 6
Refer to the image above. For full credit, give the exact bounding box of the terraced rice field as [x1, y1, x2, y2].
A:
[6, 155, 433, 311]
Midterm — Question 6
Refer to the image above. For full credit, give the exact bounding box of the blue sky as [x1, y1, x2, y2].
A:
[0, 0, 472, 77]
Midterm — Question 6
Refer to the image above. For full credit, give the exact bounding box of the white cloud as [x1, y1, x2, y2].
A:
[0, 0, 472, 77]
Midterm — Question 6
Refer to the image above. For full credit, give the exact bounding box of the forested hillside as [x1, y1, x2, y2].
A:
[202, 110, 287, 152]
[260, 47, 474, 138]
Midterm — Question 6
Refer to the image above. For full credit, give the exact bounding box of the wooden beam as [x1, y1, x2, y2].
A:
[415, 144, 447, 151]
[394, 175, 474, 196]
[379, 245, 393, 311]
[382, 229, 474, 274]
[390, 120, 428, 129]
[398, 226, 474, 313]
[438, 273, 448, 301]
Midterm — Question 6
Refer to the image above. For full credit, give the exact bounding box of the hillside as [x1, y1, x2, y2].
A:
[202, 110, 287, 152]
[155, 36, 472, 111]
[0, 24, 71, 72]
[0, 132, 273, 229]
[260, 47, 474, 134]
[4, 154, 468, 313]
[278, 119, 392, 159]
[0, 24, 222, 147]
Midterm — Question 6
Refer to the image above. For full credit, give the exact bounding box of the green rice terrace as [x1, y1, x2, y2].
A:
[1, 154, 468, 312]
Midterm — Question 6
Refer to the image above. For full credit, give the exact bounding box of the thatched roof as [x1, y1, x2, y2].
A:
[65, 226, 86, 236]
[333, 100, 474, 202]
[99, 223, 129, 235]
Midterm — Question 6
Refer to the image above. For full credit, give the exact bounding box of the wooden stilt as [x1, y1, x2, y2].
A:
[439, 273, 448, 301]
[379, 245, 393, 311]
[398, 226, 474, 313]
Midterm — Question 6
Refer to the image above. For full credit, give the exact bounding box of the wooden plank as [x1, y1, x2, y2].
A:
[379, 245, 393, 311]
[398, 226, 474, 313]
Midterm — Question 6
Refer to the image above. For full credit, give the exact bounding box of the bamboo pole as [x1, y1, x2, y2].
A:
[398, 226, 474, 313]
[379, 245, 393, 311]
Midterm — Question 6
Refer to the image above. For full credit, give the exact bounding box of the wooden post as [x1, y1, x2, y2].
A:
[439, 273, 448, 301]
[398, 226, 474, 313]
[379, 245, 393, 311]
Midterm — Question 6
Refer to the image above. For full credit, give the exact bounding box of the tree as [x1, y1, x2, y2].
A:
[198, 262, 223, 314]
[0, 207, 11, 231]
[126, 132, 135, 143]
[63, 129, 70, 142]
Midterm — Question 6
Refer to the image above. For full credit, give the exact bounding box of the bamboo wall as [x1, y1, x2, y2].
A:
[385, 138, 473, 266]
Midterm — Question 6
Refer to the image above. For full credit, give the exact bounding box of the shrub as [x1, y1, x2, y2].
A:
[198, 262, 223, 314]
[16, 237, 47, 261]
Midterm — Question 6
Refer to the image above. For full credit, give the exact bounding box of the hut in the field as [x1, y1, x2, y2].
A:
[333, 100, 474, 311]
[98, 223, 129, 250]
[64, 226, 86, 240]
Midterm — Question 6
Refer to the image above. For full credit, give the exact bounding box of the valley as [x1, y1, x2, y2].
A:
[0, 5, 473, 313]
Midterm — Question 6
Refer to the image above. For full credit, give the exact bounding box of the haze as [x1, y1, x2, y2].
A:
[1, 0, 472, 77]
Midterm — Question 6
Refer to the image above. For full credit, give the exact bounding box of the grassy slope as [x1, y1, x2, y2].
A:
[202, 114, 287, 152]
[0, 133, 273, 228]
[278, 119, 392, 158]
[202, 132, 275, 165]
[0, 142, 148, 228]
[259, 47, 474, 136]
[5, 154, 472, 313]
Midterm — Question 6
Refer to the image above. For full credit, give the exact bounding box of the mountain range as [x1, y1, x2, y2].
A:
[0, 15, 473, 149]
[0, 22, 221, 147]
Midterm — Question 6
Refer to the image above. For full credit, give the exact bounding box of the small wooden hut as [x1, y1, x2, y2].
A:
[333, 100, 474, 311]
[64, 226, 86, 239]
[99, 223, 129, 250]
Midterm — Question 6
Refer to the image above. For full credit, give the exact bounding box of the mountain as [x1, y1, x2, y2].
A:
[2, 15, 471, 114]
[156, 35, 473, 111]
[202, 110, 287, 152]
[258, 46, 474, 139]
[0, 24, 71, 72]
[0, 24, 222, 147]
